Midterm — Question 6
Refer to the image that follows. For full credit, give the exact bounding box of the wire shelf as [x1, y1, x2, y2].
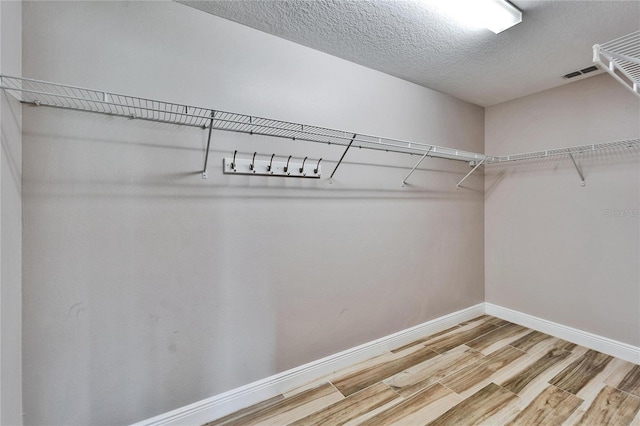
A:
[593, 31, 640, 98]
[0, 75, 488, 163]
[3, 75, 636, 175]
[488, 138, 640, 163]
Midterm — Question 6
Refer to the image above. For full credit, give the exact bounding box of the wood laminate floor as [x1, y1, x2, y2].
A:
[205, 315, 640, 425]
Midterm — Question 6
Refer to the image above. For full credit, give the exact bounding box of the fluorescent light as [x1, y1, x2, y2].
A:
[428, 0, 522, 34]
[479, 0, 522, 34]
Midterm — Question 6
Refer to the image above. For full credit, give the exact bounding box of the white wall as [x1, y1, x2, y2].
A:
[22, 2, 484, 424]
[0, 0, 23, 424]
[485, 74, 640, 346]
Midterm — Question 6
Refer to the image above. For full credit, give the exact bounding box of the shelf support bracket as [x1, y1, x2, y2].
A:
[456, 157, 486, 189]
[402, 146, 433, 186]
[202, 110, 215, 179]
[329, 133, 357, 183]
[568, 152, 586, 186]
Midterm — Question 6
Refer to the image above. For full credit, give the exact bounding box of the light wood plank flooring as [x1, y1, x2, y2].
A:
[205, 315, 640, 425]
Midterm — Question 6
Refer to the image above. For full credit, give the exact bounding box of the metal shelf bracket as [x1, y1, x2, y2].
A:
[456, 157, 486, 189]
[568, 153, 586, 186]
[402, 146, 433, 186]
[202, 110, 215, 179]
[329, 133, 357, 183]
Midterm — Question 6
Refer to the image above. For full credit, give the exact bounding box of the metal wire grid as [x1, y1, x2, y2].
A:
[4, 76, 636, 166]
[600, 31, 640, 83]
[0, 75, 214, 128]
[594, 31, 640, 97]
[489, 138, 640, 163]
[0, 75, 487, 163]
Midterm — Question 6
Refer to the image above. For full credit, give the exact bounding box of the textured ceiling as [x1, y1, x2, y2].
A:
[180, 1, 640, 106]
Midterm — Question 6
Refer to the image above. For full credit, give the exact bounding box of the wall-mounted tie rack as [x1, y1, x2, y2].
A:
[223, 151, 321, 178]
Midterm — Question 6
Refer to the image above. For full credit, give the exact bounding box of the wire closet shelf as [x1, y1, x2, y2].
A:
[489, 138, 640, 163]
[0, 75, 488, 163]
[593, 30, 640, 98]
[1, 75, 638, 172]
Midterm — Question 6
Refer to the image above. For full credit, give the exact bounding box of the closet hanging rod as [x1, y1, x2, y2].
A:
[0, 75, 488, 163]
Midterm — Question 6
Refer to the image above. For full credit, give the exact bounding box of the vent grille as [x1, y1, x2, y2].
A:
[563, 71, 582, 79]
[563, 65, 600, 79]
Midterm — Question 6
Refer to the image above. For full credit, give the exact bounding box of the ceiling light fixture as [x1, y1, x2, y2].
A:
[477, 0, 522, 34]
[431, 0, 522, 34]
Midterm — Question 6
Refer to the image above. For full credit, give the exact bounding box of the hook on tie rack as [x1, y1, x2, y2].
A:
[299, 157, 308, 174]
[314, 158, 322, 174]
[250, 152, 257, 172]
[284, 155, 292, 174]
[231, 150, 237, 171]
[267, 154, 275, 173]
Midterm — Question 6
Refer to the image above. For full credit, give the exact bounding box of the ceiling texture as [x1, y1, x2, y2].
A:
[180, 1, 640, 107]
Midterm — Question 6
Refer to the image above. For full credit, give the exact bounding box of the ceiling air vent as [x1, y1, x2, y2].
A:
[563, 65, 600, 79]
[580, 66, 598, 74]
[563, 71, 582, 79]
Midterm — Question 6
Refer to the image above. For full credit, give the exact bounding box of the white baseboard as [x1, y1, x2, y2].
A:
[133, 302, 640, 426]
[131, 303, 484, 426]
[485, 303, 640, 365]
